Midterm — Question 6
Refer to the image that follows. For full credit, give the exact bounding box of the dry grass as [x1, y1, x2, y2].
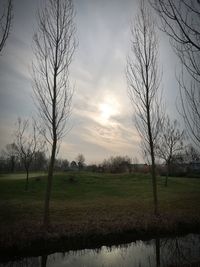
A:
[0, 171, 200, 253]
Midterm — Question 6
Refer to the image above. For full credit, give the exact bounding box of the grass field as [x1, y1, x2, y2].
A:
[0, 171, 200, 224]
[0, 171, 200, 252]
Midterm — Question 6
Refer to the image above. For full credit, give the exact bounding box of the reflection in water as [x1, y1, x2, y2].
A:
[0, 234, 199, 267]
[155, 238, 160, 267]
[159, 234, 200, 266]
[41, 255, 47, 267]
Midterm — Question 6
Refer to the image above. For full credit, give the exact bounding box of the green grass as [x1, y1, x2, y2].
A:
[0, 171, 200, 228]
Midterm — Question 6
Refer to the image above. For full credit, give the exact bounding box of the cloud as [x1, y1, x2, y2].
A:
[0, 0, 181, 164]
[64, 89, 141, 163]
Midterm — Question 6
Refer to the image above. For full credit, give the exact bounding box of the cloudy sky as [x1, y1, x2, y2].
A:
[0, 0, 180, 164]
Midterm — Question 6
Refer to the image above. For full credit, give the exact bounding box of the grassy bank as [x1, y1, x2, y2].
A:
[0, 171, 200, 257]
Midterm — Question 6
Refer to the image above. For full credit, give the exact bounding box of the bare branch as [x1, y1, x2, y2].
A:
[150, 0, 200, 146]
[0, 0, 13, 53]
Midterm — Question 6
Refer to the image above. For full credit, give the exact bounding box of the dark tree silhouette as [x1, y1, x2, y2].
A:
[3, 143, 18, 172]
[186, 144, 200, 162]
[0, 0, 13, 53]
[15, 119, 39, 190]
[151, 0, 200, 147]
[127, 0, 164, 215]
[101, 156, 131, 173]
[76, 153, 85, 170]
[32, 0, 76, 226]
[155, 116, 185, 186]
[70, 160, 77, 169]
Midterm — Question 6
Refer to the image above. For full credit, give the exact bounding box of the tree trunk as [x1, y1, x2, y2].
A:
[43, 34, 58, 227]
[155, 238, 160, 267]
[25, 167, 29, 191]
[147, 103, 158, 215]
[41, 255, 48, 267]
[150, 144, 158, 215]
[11, 156, 15, 172]
[43, 140, 56, 227]
[165, 163, 169, 187]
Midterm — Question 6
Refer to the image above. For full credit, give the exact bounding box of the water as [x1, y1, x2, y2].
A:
[1, 234, 200, 267]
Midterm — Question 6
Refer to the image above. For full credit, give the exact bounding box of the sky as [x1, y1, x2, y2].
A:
[0, 0, 181, 164]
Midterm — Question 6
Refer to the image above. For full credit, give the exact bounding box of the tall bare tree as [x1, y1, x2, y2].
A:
[127, 0, 164, 215]
[155, 116, 185, 186]
[15, 118, 39, 190]
[150, 0, 200, 147]
[32, 0, 76, 226]
[0, 0, 13, 53]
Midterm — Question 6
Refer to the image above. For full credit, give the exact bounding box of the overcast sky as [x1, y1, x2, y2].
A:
[0, 0, 181, 164]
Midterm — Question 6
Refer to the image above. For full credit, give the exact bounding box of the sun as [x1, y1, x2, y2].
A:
[98, 95, 120, 124]
[99, 103, 113, 121]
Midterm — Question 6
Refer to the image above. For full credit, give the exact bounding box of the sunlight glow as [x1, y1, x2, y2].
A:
[98, 94, 120, 124]
[99, 103, 113, 120]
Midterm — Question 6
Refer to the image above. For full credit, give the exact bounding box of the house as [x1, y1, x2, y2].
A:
[189, 161, 200, 173]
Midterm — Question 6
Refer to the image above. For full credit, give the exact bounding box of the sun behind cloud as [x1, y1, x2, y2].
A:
[99, 103, 114, 120]
[98, 94, 120, 124]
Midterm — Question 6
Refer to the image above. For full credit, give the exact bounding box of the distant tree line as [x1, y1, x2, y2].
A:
[1, 143, 199, 178]
[86, 148, 200, 177]
[0, 144, 86, 174]
[0, 149, 47, 173]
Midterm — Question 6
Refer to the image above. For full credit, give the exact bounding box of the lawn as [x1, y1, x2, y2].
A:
[0, 171, 200, 224]
[0, 171, 200, 253]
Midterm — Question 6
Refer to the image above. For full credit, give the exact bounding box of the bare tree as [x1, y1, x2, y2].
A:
[101, 155, 131, 173]
[15, 118, 39, 190]
[76, 153, 85, 170]
[32, 0, 76, 226]
[0, 0, 13, 53]
[126, 0, 164, 215]
[150, 0, 200, 147]
[2, 143, 18, 172]
[155, 116, 185, 186]
[185, 144, 200, 162]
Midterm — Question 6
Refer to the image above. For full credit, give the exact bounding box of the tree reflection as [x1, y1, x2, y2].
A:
[155, 238, 160, 267]
[145, 235, 199, 267]
[160, 234, 200, 266]
[0, 234, 199, 267]
[41, 255, 47, 267]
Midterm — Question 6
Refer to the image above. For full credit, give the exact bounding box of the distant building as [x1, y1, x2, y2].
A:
[189, 161, 200, 173]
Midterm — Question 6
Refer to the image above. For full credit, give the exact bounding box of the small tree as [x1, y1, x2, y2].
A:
[76, 154, 85, 170]
[126, 0, 164, 215]
[70, 160, 77, 169]
[155, 116, 185, 186]
[0, 0, 13, 53]
[15, 118, 42, 190]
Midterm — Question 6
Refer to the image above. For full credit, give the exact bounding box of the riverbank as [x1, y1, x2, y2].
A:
[0, 212, 200, 262]
[0, 172, 200, 260]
